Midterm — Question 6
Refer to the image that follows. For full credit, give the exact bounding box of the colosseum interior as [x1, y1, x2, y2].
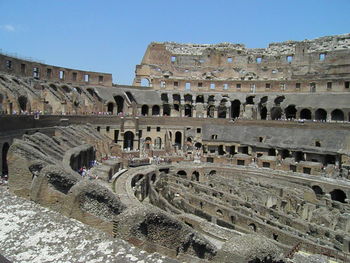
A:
[1, 34, 350, 262]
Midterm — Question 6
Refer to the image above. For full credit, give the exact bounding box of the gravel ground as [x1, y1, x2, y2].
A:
[0, 186, 178, 263]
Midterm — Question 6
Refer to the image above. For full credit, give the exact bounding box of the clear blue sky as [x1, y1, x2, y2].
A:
[0, 0, 349, 85]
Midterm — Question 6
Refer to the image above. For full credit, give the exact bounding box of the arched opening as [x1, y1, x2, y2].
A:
[154, 137, 162, 149]
[141, 105, 149, 116]
[331, 109, 344, 121]
[249, 223, 257, 232]
[218, 99, 227, 118]
[131, 174, 144, 187]
[231, 100, 241, 118]
[163, 104, 170, 116]
[2, 143, 9, 176]
[246, 96, 255, 105]
[209, 170, 216, 176]
[196, 95, 204, 103]
[141, 78, 150, 87]
[184, 94, 193, 103]
[86, 88, 95, 97]
[192, 171, 200, 182]
[18, 96, 28, 111]
[268, 148, 276, 156]
[260, 107, 267, 120]
[285, 105, 297, 119]
[194, 142, 202, 149]
[280, 149, 290, 159]
[330, 189, 346, 203]
[177, 170, 187, 178]
[123, 131, 134, 150]
[315, 108, 327, 121]
[151, 174, 156, 184]
[300, 108, 312, 120]
[61, 85, 70, 93]
[207, 105, 215, 118]
[144, 137, 152, 150]
[184, 104, 192, 117]
[274, 96, 285, 106]
[216, 209, 223, 217]
[49, 83, 58, 91]
[114, 96, 124, 114]
[152, 105, 160, 116]
[271, 107, 282, 120]
[312, 185, 324, 196]
[107, 102, 114, 114]
[218, 145, 225, 155]
[161, 93, 168, 103]
[175, 131, 182, 149]
[173, 94, 181, 103]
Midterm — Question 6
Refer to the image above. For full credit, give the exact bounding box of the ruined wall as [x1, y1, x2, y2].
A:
[0, 53, 112, 86]
[134, 34, 350, 93]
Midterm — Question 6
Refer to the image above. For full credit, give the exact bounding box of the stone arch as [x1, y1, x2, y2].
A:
[154, 137, 162, 149]
[194, 142, 202, 149]
[271, 107, 282, 120]
[218, 99, 227, 118]
[114, 96, 124, 114]
[144, 137, 152, 150]
[150, 174, 156, 184]
[86, 88, 95, 97]
[260, 106, 267, 120]
[177, 170, 187, 178]
[184, 94, 193, 103]
[152, 105, 160, 116]
[246, 96, 255, 105]
[207, 105, 215, 118]
[2, 142, 10, 176]
[285, 105, 297, 119]
[161, 93, 168, 103]
[123, 131, 134, 150]
[208, 95, 215, 104]
[216, 209, 223, 217]
[18, 95, 28, 111]
[175, 131, 182, 149]
[312, 185, 324, 196]
[274, 96, 285, 106]
[107, 102, 114, 113]
[191, 171, 200, 182]
[61, 85, 70, 93]
[280, 149, 290, 159]
[49, 83, 58, 91]
[300, 108, 312, 120]
[331, 109, 344, 121]
[315, 108, 327, 121]
[131, 174, 144, 187]
[208, 170, 216, 176]
[231, 100, 241, 118]
[330, 189, 346, 203]
[249, 223, 257, 232]
[196, 95, 204, 103]
[184, 104, 192, 117]
[163, 104, 170, 116]
[141, 78, 150, 87]
[141, 105, 149, 116]
[173, 94, 181, 103]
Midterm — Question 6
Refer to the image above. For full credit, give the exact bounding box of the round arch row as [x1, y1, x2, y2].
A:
[270, 106, 349, 121]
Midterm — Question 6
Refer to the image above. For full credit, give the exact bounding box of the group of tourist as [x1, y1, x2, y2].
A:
[77, 160, 99, 180]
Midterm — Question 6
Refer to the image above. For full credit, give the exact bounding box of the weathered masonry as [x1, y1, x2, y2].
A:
[1, 34, 350, 262]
